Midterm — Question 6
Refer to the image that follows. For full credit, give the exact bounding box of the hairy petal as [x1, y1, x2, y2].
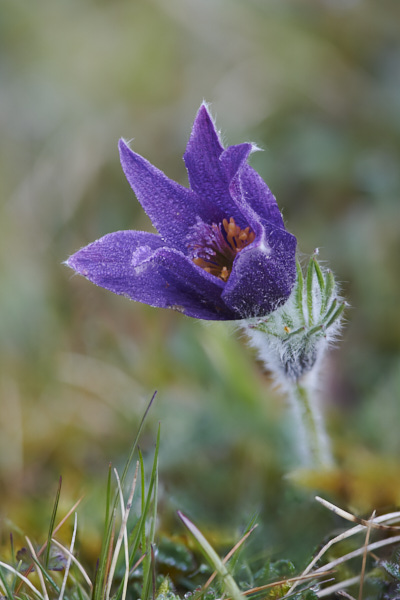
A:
[219, 142, 252, 182]
[183, 106, 246, 224]
[67, 230, 237, 320]
[183, 104, 224, 194]
[238, 164, 285, 228]
[66, 231, 165, 291]
[218, 143, 258, 227]
[222, 227, 297, 318]
[119, 140, 205, 252]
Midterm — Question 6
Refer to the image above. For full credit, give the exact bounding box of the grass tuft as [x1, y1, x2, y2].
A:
[2, 400, 400, 600]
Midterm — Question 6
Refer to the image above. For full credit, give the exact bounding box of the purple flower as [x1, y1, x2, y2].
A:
[66, 104, 296, 320]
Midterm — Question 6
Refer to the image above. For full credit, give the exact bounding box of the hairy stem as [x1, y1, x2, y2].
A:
[289, 379, 333, 468]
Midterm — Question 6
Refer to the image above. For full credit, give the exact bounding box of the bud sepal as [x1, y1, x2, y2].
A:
[245, 252, 346, 385]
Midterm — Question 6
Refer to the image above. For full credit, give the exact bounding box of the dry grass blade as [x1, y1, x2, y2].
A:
[58, 512, 78, 600]
[241, 570, 335, 596]
[313, 533, 400, 575]
[51, 538, 92, 588]
[316, 497, 400, 531]
[15, 496, 84, 596]
[316, 575, 360, 598]
[338, 590, 358, 599]
[44, 496, 84, 548]
[316, 576, 361, 598]
[129, 553, 147, 577]
[287, 498, 400, 597]
[0, 559, 44, 600]
[203, 525, 258, 590]
[25, 536, 49, 600]
[358, 511, 375, 600]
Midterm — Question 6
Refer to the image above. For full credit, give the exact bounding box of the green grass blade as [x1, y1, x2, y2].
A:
[0, 566, 14, 600]
[76, 583, 86, 600]
[151, 544, 156, 600]
[93, 496, 116, 600]
[120, 391, 157, 487]
[141, 565, 152, 600]
[94, 392, 156, 600]
[148, 424, 160, 553]
[94, 463, 115, 600]
[0, 560, 43, 600]
[29, 556, 61, 595]
[104, 463, 112, 536]
[115, 425, 161, 600]
[140, 426, 161, 600]
[91, 559, 100, 600]
[228, 516, 258, 575]
[178, 512, 245, 600]
[45, 476, 62, 569]
[150, 458, 158, 547]
[9, 534, 15, 570]
[139, 448, 147, 582]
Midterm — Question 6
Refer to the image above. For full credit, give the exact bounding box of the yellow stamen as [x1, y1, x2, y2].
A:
[220, 266, 229, 281]
[191, 217, 255, 282]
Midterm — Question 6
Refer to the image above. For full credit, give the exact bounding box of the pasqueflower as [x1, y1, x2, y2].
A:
[66, 104, 296, 320]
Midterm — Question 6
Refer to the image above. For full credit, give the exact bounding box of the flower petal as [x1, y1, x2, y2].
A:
[237, 164, 285, 228]
[66, 231, 237, 320]
[119, 140, 205, 252]
[221, 227, 297, 318]
[183, 104, 258, 226]
[224, 158, 287, 247]
[66, 231, 164, 290]
[183, 105, 246, 223]
[183, 104, 224, 193]
[220, 143, 268, 234]
[220, 143, 253, 182]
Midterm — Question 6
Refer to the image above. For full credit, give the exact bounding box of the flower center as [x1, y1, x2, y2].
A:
[188, 217, 256, 282]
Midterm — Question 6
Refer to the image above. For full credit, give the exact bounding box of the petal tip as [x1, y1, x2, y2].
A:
[194, 101, 218, 132]
[63, 256, 74, 269]
[64, 253, 82, 275]
[118, 137, 132, 157]
[250, 142, 263, 154]
[199, 100, 212, 116]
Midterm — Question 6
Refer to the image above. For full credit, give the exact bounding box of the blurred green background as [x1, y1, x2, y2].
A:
[1, 0, 400, 566]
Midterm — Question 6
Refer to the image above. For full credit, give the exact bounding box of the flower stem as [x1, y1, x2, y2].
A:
[289, 378, 333, 468]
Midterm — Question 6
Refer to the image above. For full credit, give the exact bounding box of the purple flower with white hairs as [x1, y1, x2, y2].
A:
[66, 104, 297, 320]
